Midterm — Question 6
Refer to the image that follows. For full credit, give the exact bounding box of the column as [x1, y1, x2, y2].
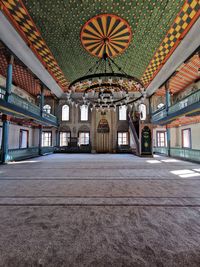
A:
[166, 125, 171, 157]
[149, 96, 152, 117]
[40, 85, 44, 117]
[55, 129, 59, 147]
[165, 82, 171, 157]
[165, 81, 171, 114]
[1, 115, 11, 163]
[38, 125, 43, 155]
[1, 55, 14, 163]
[5, 55, 14, 102]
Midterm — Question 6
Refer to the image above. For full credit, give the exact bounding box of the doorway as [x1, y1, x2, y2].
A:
[96, 132, 110, 153]
[96, 116, 110, 153]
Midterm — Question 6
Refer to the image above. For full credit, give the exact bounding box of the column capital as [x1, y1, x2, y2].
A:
[2, 114, 12, 122]
[9, 55, 14, 65]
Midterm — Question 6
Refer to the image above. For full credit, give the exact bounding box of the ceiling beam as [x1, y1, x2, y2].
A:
[0, 11, 64, 98]
[146, 17, 200, 96]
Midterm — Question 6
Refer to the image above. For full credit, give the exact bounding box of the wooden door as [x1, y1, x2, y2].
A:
[96, 132, 109, 153]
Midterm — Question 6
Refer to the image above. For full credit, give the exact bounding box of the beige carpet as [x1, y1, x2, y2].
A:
[0, 154, 200, 267]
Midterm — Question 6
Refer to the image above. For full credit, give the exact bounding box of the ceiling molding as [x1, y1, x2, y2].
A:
[146, 17, 200, 97]
[141, 1, 200, 85]
[0, 11, 64, 98]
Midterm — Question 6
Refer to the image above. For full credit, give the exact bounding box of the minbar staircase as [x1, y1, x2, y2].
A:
[128, 114, 140, 155]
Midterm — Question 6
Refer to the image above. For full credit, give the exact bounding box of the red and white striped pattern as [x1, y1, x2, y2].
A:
[156, 54, 200, 96]
[168, 115, 200, 128]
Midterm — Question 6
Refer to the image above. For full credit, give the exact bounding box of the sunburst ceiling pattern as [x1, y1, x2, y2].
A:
[1, 0, 199, 93]
[81, 14, 132, 58]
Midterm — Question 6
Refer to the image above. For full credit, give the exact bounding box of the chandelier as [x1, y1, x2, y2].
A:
[66, 14, 147, 111]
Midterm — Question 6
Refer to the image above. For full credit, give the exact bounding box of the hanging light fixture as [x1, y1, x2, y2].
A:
[67, 14, 147, 110]
[68, 52, 146, 110]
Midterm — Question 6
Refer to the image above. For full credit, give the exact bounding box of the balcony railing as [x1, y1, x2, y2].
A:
[169, 90, 200, 114]
[170, 147, 200, 163]
[0, 147, 55, 162]
[152, 90, 200, 122]
[42, 111, 57, 124]
[152, 107, 167, 122]
[153, 147, 200, 163]
[40, 146, 55, 155]
[153, 147, 168, 154]
[0, 86, 57, 125]
[8, 147, 39, 161]
[9, 93, 40, 116]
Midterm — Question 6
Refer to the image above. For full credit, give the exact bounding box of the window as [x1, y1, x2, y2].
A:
[119, 105, 127, 120]
[182, 128, 191, 148]
[157, 103, 165, 109]
[0, 88, 5, 99]
[42, 131, 52, 147]
[118, 132, 128, 145]
[156, 131, 166, 147]
[139, 104, 147, 121]
[19, 130, 29, 148]
[0, 127, 2, 147]
[80, 105, 88, 121]
[79, 132, 90, 145]
[60, 132, 70, 146]
[62, 105, 69, 121]
[43, 104, 51, 114]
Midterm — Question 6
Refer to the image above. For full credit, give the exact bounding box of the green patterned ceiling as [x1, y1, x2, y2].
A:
[23, 0, 185, 83]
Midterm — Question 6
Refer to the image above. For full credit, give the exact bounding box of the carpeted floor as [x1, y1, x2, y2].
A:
[0, 153, 200, 267]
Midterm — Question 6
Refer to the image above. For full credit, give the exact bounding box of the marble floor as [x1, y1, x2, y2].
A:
[0, 153, 200, 267]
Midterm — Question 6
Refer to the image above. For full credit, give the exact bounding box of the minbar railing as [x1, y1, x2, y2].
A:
[0, 86, 57, 125]
[152, 90, 200, 123]
[128, 114, 140, 155]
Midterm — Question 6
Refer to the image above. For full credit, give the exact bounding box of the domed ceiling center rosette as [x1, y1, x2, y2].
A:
[81, 14, 132, 58]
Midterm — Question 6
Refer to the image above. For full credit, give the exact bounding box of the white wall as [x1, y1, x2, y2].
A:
[174, 123, 200, 150]
[153, 126, 166, 147]
[0, 121, 38, 149]
[154, 122, 200, 150]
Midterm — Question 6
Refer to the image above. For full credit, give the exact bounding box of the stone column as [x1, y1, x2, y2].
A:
[55, 129, 59, 147]
[38, 125, 43, 155]
[91, 109, 96, 153]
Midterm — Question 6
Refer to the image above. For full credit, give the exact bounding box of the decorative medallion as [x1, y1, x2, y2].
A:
[97, 118, 110, 133]
[81, 14, 132, 58]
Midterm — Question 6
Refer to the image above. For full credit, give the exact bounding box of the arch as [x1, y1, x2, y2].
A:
[43, 104, 51, 114]
[78, 125, 90, 132]
[62, 105, 69, 121]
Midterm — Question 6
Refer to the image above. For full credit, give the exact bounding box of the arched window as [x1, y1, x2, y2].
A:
[157, 103, 164, 109]
[119, 105, 127, 120]
[62, 105, 69, 121]
[139, 104, 147, 121]
[80, 105, 88, 121]
[43, 104, 51, 114]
